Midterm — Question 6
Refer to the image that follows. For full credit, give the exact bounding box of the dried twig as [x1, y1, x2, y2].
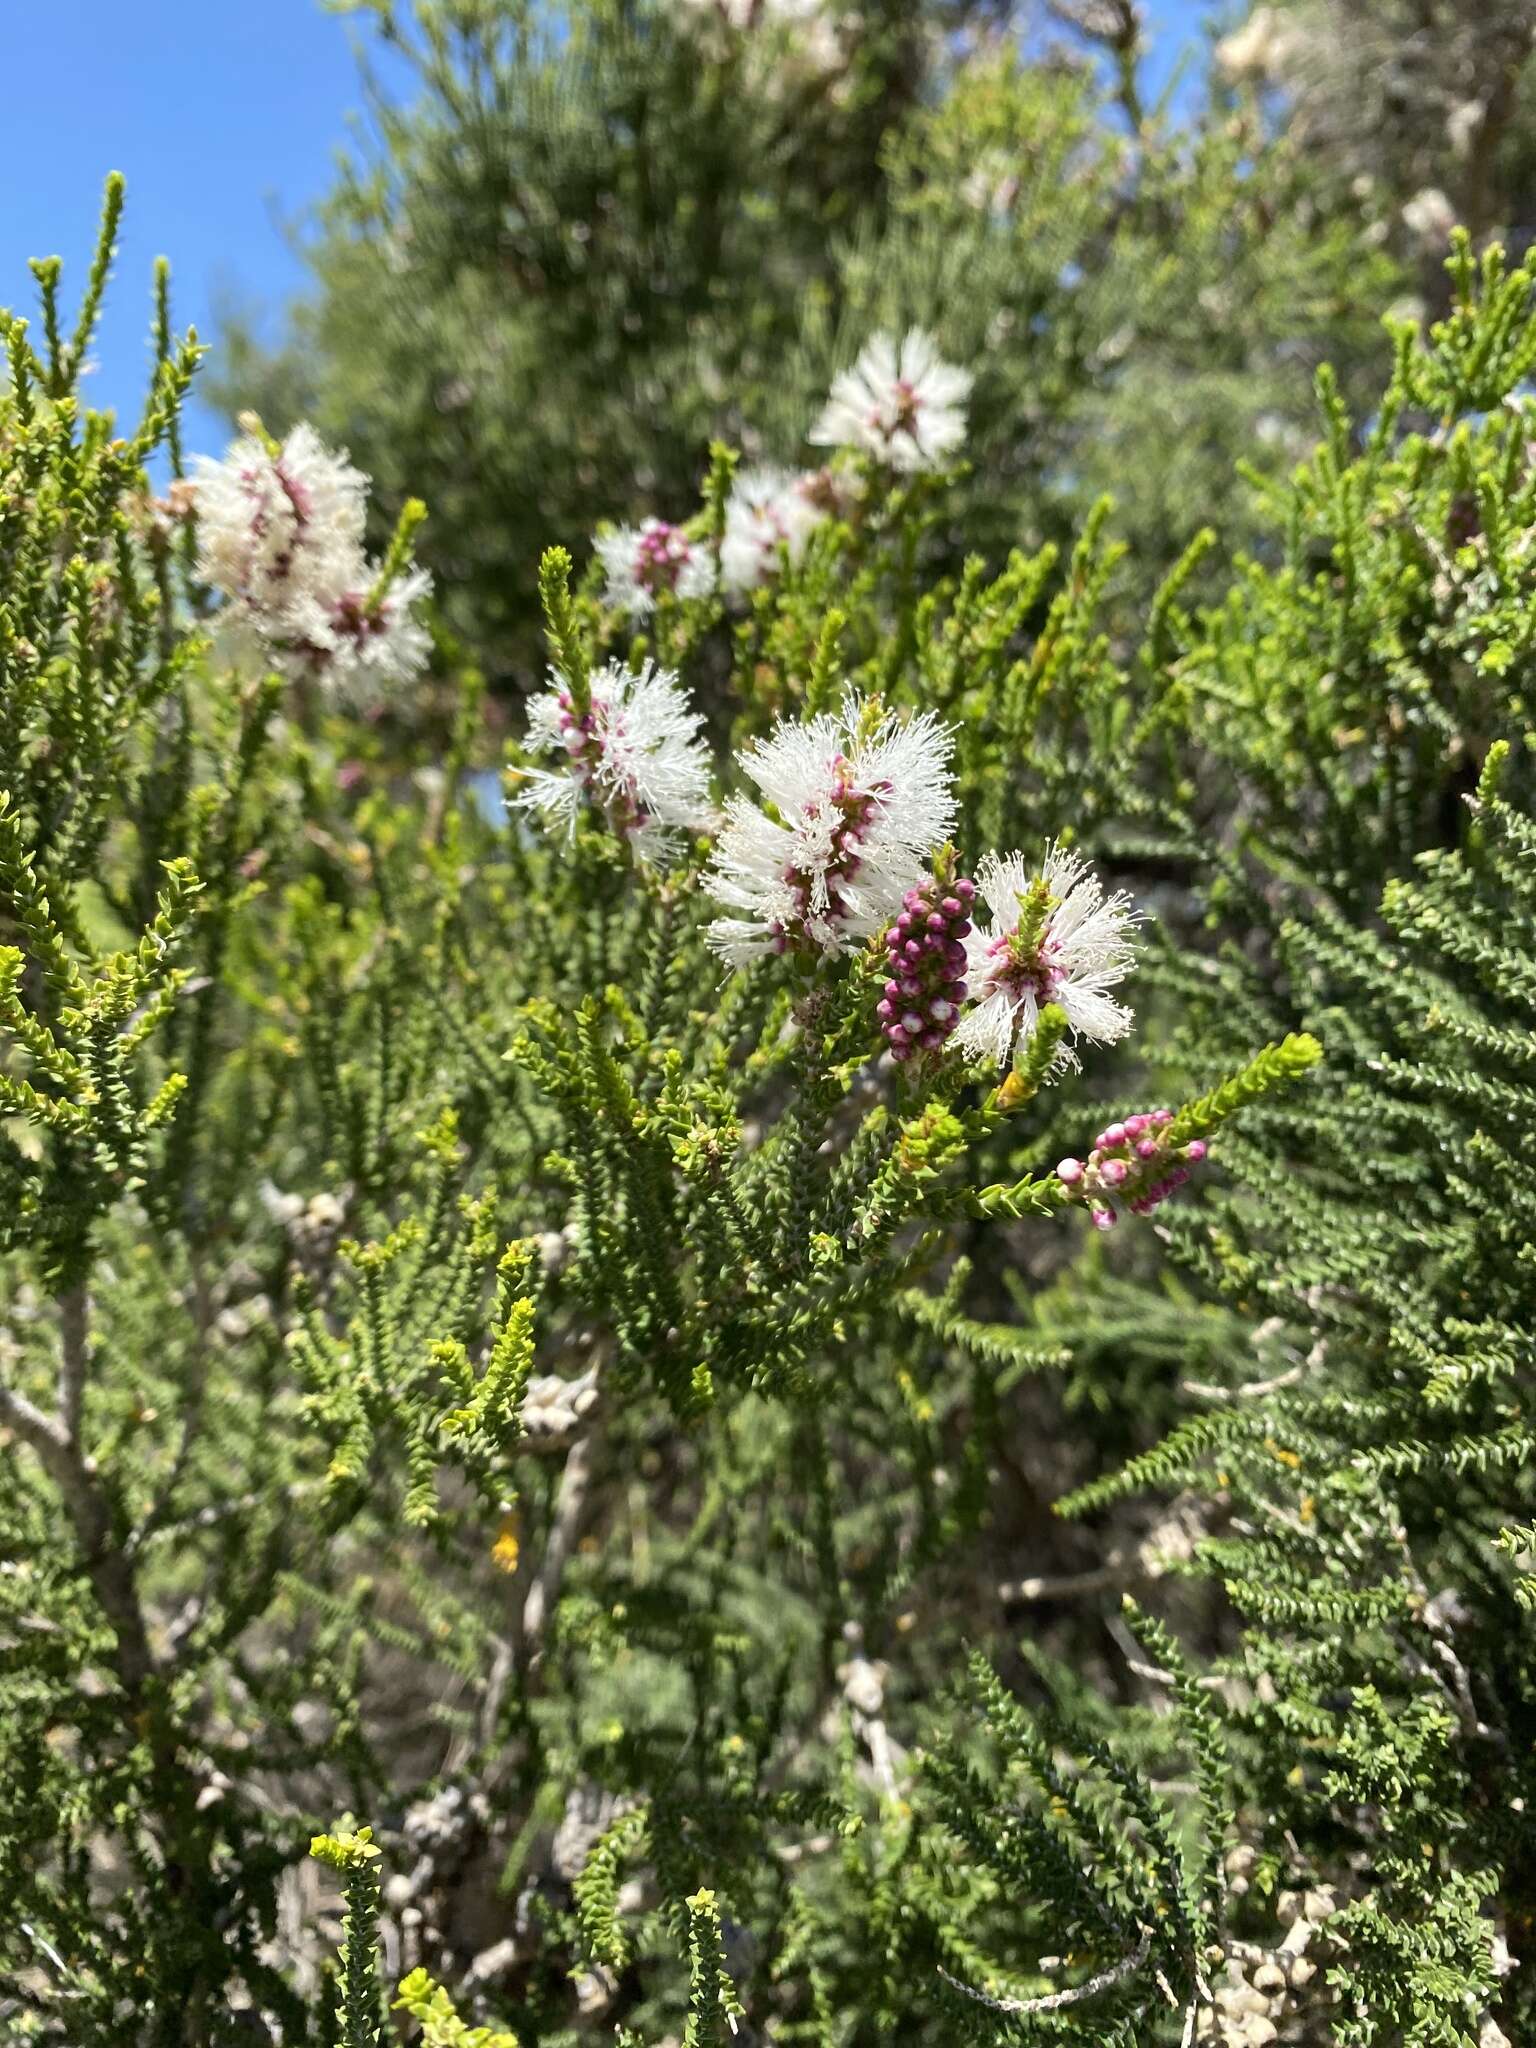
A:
[939, 1925, 1152, 2015]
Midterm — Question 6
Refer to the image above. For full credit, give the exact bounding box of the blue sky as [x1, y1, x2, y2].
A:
[1, 1, 412, 449]
[2, 0, 1213, 454]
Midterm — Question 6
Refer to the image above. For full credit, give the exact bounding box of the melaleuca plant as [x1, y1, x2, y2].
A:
[881, 242, 1536, 2046]
[10, 178, 1536, 2048]
[0, 188, 439, 2044]
[0, 189, 1316, 2048]
[220, 0, 1403, 674]
[512, 237, 1536, 2047]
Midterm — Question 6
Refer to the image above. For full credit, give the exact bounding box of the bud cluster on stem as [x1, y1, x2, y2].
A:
[877, 862, 975, 1061]
[1055, 1110, 1207, 1230]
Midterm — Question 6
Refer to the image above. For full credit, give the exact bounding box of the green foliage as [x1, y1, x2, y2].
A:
[395, 1965, 519, 2047]
[310, 1826, 385, 2048]
[7, 156, 1536, 2048]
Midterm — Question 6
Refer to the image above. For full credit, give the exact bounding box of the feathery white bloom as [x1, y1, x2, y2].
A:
[951, 844, 1140, 1072]
[281, 566, 434, 703]
[810, 329, 972, 474]
[194, 422, 367, 615]
[960, 152, 1021, 216]
[193, 420, 433, 700]
[719, 466, 826, 593]
[705, 695, 956, 963]
[514, 660, 715, 861]
[594, 518, 716, 619]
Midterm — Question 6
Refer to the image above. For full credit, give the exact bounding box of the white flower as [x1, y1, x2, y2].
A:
[810, 329, 971, 475]
[705, 695, 956, 963]
[1214, 6, 1303, 83]
[194, 421, 367, 616]
[513, 660, 715, 861]
[594, 518, 716, 619]
[951, 844, 1140, 1072]
[193, 420, 433, 700]
[719, 466, 825, 593]
[278, 565, 434, 702]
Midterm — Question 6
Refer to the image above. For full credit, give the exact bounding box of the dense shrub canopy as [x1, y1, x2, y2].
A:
[4, 9, 1536, 2044]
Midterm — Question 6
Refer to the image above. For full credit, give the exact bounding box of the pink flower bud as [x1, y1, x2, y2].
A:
[1056, 1157, 1084, 1184]
[1185, 1139, 1207, 1162]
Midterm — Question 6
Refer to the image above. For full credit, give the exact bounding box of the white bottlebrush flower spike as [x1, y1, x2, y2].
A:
[280, 566, 435, 705]
[951, 844, 1140, 1071]
[194, 421, 367, 614]
[193, 420, 432, 699]
[810, 329, 972, 474]
[705, 695, 956, 963]
[594, 518, 716, 619]
[514, 660, 716, 861]
[719, 465, 825, 593]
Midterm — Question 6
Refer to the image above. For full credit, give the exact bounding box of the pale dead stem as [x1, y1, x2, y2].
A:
[939, 1924, 1154, 2016]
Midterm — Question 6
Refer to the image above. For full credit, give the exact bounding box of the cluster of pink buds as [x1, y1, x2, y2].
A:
[1055, 1110, 1207, 1230]
[876, 871, 975, 1061]
[633, 520, 694, 595]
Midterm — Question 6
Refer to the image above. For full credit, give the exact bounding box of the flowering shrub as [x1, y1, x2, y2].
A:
[4, 187, 1536, 2048]
[194, 418, 431, 699]
[513, 660, 716, 859]
[222, 0, 1407, 669]
[594, 522, 717, 620]
[808, 329, 973, 475]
